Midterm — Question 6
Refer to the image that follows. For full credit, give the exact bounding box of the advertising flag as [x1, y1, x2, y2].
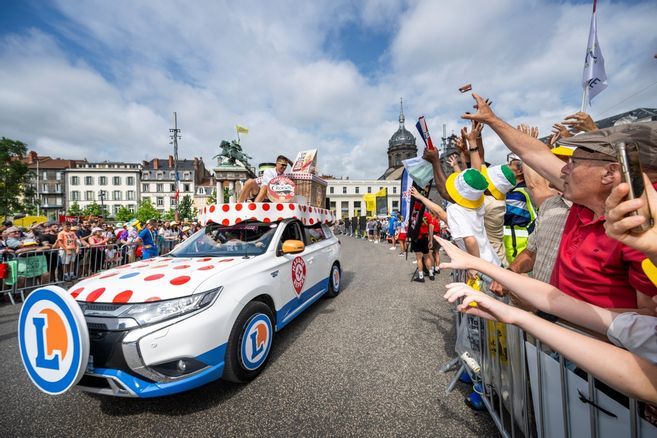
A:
[582, 0, 607, 104]
[400, 169, 412, 225]
[236, 125, 249, 134]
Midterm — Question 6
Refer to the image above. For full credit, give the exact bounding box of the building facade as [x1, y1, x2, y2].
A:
[326, 179, 401, 219]
[379, 99, 417, 180]
[65, 162, 142, 216]
[141, 156, 211, 214]
[25, 151, 79, 220]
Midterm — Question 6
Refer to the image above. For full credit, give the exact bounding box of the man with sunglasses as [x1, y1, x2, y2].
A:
[463, 94, 657, 315]
[237, 155, 293, 202]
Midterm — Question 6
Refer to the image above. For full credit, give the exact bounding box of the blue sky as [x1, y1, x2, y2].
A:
[1, 0, 656, 178]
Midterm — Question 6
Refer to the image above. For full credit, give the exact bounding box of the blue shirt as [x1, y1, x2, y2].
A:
[138, 228, 155, 248]
[388, 217, 398, 235]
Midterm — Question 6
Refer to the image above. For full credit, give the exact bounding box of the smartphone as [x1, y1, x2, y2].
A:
[616, 142, 653, 233]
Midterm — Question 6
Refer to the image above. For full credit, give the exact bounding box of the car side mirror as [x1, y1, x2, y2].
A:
[281, 239, 305, 254]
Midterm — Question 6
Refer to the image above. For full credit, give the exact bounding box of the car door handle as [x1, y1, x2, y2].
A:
[270, 270, 279, 277]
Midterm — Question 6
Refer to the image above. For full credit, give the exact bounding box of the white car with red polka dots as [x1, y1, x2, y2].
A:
[68, 203, 341, 397]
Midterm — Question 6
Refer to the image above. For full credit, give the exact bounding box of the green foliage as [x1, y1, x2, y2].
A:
[83, 201, 103, 217]
[223, 187, 230, 203]
[207, 189, 217, 205]
[115, 206, 133, 222]
[178, 195, 193, 220]
[0, 137, 35, 219]
[136, 199, 161, 223]
[67, 201, 83, 217]
[162, 208, 176, 221]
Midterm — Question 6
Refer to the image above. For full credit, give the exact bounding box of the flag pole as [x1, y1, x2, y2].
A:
[580, 86, 589, 113]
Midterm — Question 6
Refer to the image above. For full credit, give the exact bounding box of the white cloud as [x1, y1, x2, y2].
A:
[0, 0, 655, 179]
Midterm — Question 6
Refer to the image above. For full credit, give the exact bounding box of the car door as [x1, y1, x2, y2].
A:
[274, 221, 316, 327]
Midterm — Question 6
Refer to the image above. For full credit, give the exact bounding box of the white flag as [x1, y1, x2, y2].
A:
[582, 2, 607, 104]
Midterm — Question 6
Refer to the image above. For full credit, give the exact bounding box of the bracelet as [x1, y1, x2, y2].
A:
[468, 147, 479, 152]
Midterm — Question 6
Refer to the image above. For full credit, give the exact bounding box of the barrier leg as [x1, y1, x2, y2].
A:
[446, 365, 466, 395]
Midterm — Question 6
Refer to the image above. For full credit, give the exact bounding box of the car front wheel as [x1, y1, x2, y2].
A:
[223, 301, 274, 383]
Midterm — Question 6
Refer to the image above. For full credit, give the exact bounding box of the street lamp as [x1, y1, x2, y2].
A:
[99, 190, 106, 217]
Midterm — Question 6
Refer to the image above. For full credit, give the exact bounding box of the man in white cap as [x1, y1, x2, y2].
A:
[480, 164, 517, 265]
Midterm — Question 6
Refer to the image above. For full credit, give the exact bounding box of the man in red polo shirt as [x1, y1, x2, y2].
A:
[463, 96, 656, 314]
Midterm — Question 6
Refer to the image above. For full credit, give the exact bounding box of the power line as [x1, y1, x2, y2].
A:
[595, 79, 657, 118]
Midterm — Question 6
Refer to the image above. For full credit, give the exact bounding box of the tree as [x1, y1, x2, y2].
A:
[162, 208, 176, 221]
[207, 189, 217, 205]
[83, 201, 103, 217]
[0, 137, 35, 220]
[68, 201, 83, 217]
[115, 206, 133, 222]
[136, 199, 161, 223]
[179, 195, 193, 220]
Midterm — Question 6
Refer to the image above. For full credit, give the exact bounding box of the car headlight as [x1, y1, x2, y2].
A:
[119, 287, 222, 327]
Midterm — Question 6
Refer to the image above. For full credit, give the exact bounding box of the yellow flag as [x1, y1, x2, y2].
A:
[374, 187, 387, 197]
[363, 194, 376, 213]
[236, 125, 249, 134]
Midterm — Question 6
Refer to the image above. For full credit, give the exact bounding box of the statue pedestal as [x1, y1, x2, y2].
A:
[213, 164, 255, 203]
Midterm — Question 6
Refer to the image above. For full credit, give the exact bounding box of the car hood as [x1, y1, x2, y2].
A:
[69, 256, 248, 304]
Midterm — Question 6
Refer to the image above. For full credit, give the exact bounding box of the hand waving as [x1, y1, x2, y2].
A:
[562, 112, 597, 133]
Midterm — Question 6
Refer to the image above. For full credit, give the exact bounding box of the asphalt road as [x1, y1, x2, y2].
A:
[0, 236, 496, 437]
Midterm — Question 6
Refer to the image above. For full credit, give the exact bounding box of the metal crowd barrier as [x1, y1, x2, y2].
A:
[1, 240, 180, 305]
[446, 267, 657, 438]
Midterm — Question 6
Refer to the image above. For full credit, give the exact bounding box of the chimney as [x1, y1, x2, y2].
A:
[153, 158, 159, 170]
[28, 151, 38, 164]
[168, 155, 174, 168]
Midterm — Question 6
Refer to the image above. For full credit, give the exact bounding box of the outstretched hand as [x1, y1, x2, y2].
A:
[517, 123, 539, 139]
[443, 283, 519, 323]
[604, 174, 657, 259]
[410, 186, 426, 201]
[462, 93, 496, 125]
[562, 112, 597, 133]
[434, 235, 477, 270]
[447, 154, 462, 172]
[461, 120, 484, 147]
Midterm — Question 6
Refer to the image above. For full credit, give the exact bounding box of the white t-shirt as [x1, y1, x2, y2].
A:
[447, 203, 500, 266]
[260, 168, 280, 186]
[607, 312, 657, 364]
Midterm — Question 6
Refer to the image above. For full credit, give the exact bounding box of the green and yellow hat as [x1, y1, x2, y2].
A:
[481, 164, 517, 201]
[550, 145, 575, 157]
[445, 168, 489, 209]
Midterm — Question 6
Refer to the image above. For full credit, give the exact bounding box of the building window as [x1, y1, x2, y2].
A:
[342, 187, 347, 194]
[42, 171, 48, 180]
[157, 172, 163, 180]
[353, 201, 361, 216]
[184, 184, 190, 192]
[367, 187, 372, 193]
[85, 191, 94, 201]
[183, 172, 191, 180]
[393, 186, 397, 194]
[392, 200, 399, 210]
[142, 184, 149, 193]
[71, 191, 80, 201]
[170, 183, 176, 192]
[42, 184, 48, 193]
[329, 186, 334, 194]
[156, 197, 164, 206]
[113, 191, 121, 201]
[85, 176, 93, 185]
[156, 183, 163, 192]
[143, 197, 150, 204]
[55, 183, 61, 192]
[170, 197, 178, 206]
[127, 176, 135, 185]
[56, 172, 61, 180]
[127, 191, 135, 201]
[113, 205, 121, 215]
[330, 201, 336, 211]
[142, 171, 149, 179]
[341, 201, 349, 218]
[113, 176, 121, 185]
[170, 171, 176, 179]
[71, 176, 79, 185]
[355, 186, 360, 194]
[99, 176, 107, 185]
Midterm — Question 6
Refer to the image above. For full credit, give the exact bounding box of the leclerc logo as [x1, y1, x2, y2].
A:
[240, 314, 272, 371]
[18, 286, 89, 395]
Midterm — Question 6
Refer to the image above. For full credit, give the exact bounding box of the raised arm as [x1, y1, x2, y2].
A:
[443, 284, 657, 405]
[435, 235, 616, 335]
[422, 147, 454, 203]
[410, 187, 447, 223]
[462, 94, 565, 191]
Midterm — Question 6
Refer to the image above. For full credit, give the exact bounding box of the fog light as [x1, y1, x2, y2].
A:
[177, 360, 187, 372]
[151, 357, 206, 378]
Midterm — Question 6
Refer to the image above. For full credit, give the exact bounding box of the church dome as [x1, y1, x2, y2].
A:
[389, 126, 416, 148]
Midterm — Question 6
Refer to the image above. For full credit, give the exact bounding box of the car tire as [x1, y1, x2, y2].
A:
[326, 263, 341, 298]
[223, 301, 275, 383]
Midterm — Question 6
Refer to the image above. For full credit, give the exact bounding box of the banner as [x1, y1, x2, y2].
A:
[375, 188, 387, 217]
[400, 169, 412, 225]
[582, 0, 607, 104]
[407, 181, 432, 241]
[363, 193, 376, 215]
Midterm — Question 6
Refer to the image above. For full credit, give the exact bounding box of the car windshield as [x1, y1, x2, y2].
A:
[169, 221, 278, 258]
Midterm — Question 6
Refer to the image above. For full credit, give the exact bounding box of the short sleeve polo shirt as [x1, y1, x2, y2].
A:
[550, 202, 657, 308]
